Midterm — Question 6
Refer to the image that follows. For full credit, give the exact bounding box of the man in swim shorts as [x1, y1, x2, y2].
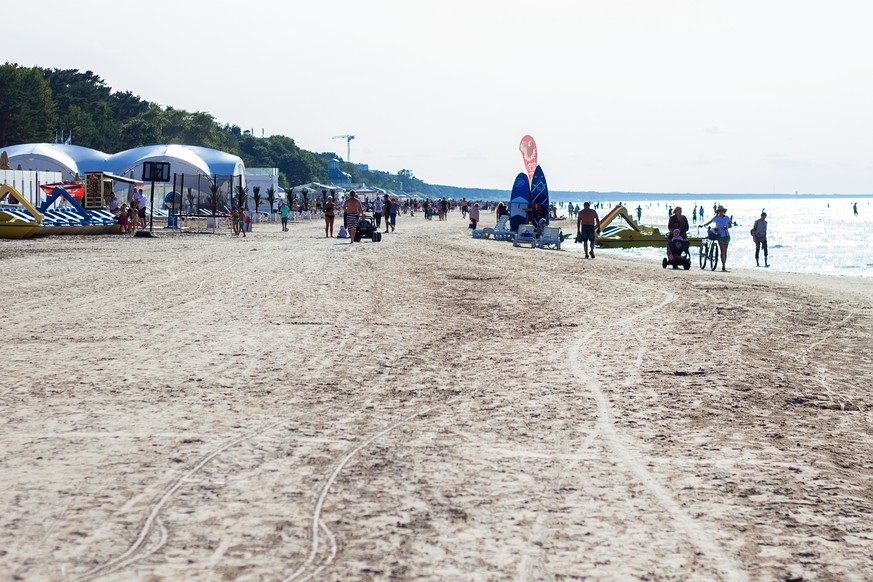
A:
[576, 201, 601, 259]
[344, 190, 363, 243]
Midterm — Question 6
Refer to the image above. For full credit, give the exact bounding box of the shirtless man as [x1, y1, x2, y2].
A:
[344, 190, 364, 243]
[576, 201, 601, 259]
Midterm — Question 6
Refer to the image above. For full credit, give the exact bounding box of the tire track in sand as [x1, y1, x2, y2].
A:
[74, 419, 285, 581]
[282, 398, 461, 582]
[568, 286, 747, 582]
[791, 309, 864, 412]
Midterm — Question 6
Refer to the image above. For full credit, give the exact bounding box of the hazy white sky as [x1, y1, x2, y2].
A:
[7, 0, 873, 193]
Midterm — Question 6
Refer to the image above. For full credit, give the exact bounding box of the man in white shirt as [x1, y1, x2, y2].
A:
[373, 196, 383, 230]
[132, 188, 147, 230]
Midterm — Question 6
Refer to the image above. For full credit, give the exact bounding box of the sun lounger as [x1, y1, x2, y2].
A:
[512, 224, 537, 248]
[538, 226, 562, 250]
[493, 216, 514, 241]
[482, 215, 507, 240]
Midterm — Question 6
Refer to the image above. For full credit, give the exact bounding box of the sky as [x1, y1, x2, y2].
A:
[6, 0, 873, 194]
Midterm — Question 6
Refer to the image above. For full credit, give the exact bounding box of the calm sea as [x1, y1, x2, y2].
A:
[563, 197, 873, 277]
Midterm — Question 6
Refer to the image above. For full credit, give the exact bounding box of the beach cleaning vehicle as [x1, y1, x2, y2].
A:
[353, 213, 382, 242]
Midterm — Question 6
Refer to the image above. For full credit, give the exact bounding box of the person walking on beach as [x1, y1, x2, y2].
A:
[576, 201, 601, 259]
[232, 207, 246, 237]
[751, 212, 768, 267]
[382, 194, 391, 233]
[699, 206, 705, 222]
[230, 207, 239, 236]
[469, 202, 480, 229]
[388, 197, 399, 232]
[280, 202, 289, 232]
[323, 196, 336, 237]
[635, 205, 642, 222]
[373, 195, 383, 230]
[344, 191, 363, 243]
[704, 205, 731, 271]
[667, 207, 689, 238]
[854, 202, 859, 216]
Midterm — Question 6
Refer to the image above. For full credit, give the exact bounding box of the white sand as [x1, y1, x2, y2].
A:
[1, 212, 871, 581]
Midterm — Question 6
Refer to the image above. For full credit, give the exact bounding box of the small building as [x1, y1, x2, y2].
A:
[245, 168, 279, 212]
[327, 158, 351, 186]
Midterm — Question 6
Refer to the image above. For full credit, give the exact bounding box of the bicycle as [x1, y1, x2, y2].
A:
[699, 228, 720, 271]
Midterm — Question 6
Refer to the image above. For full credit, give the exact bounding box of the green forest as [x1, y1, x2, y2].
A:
[0, 63, 501, 199]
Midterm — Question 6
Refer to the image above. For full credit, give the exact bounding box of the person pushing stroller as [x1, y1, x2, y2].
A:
[663, 228, 691, 269]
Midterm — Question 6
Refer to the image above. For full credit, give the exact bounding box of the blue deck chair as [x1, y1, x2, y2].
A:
[512, 224, 537, 248]
[538, 226, 562, 250]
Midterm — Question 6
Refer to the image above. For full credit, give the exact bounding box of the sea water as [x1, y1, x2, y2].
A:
[565, 197, 873, 277]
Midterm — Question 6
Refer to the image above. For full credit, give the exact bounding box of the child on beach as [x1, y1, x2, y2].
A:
[126, 205, 137, 234]
[231, 208, 246, 237]
[117, 204, 130, 233]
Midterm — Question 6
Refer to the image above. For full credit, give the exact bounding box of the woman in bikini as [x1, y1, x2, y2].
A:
[324, 196, 336, 237]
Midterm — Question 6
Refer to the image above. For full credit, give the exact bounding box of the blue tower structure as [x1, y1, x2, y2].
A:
[327, 158, 352, 185]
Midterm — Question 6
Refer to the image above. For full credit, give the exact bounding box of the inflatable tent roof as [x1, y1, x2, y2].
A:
[0, 143, 110, 181]
[105, 144, 246, 183]
[0, 143, 246, 184]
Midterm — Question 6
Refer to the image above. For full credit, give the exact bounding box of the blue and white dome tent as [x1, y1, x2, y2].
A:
[104, 145, 247, 211]
[2, 143, 247, 213]
[0, 143, 111, 181]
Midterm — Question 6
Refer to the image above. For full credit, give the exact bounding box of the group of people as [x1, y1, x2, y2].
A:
[111, 187, 148, 234]
[230, 207, 251, 237]
[667, 205, 768, 271]
[568, 202, 770, 271]
[267, 191, 494, 243]
[331, 190, 402, 243]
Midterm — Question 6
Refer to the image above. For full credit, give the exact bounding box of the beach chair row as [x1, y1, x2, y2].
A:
[1, 206, 119, 227]
[474, 216, 563, 250]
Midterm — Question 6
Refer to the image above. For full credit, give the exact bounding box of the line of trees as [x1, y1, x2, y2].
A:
[0, 62, 447, 195]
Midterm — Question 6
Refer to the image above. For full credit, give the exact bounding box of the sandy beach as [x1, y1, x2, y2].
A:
[1, 212, 871, 581]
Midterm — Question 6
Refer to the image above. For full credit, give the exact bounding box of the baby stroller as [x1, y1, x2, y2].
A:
[663, 230, 691, 270]
[353, 213, 382, 242]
